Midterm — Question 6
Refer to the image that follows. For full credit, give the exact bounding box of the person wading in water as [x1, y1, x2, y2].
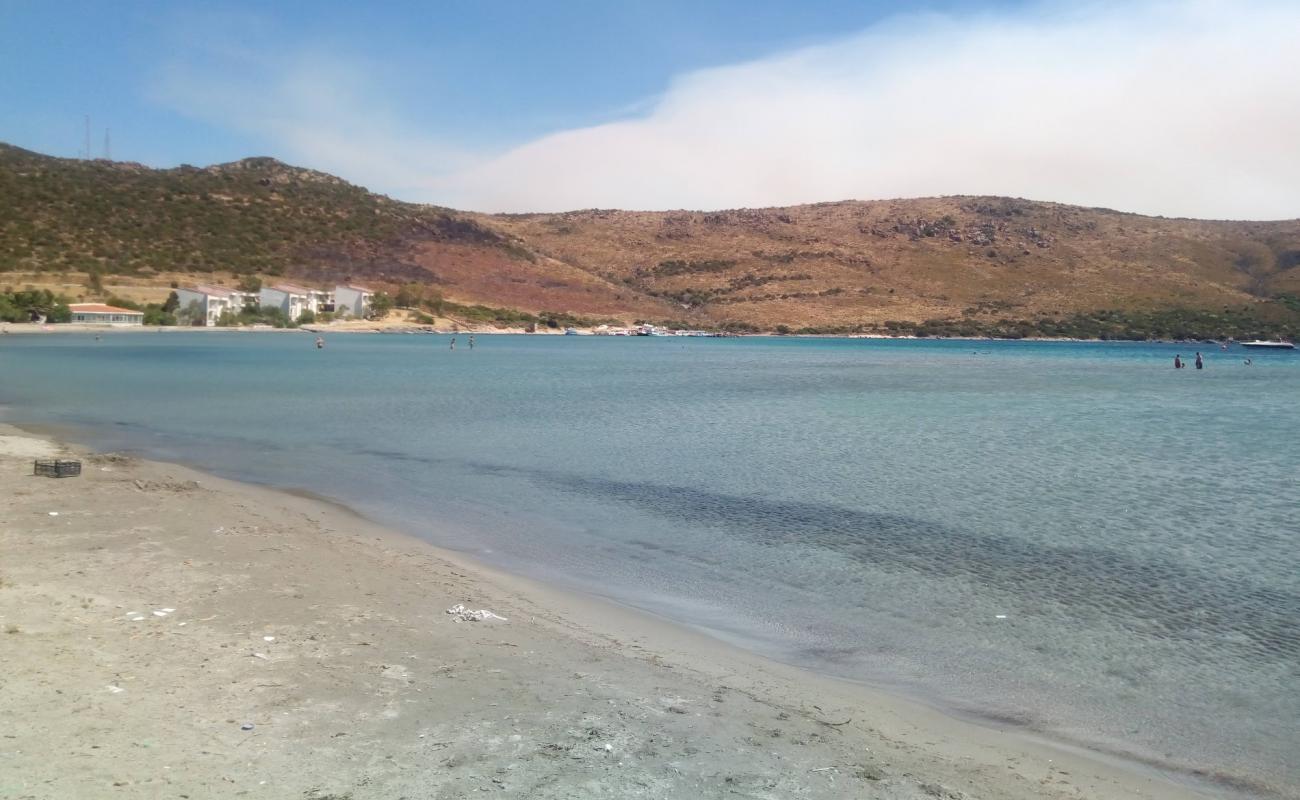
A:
[1174, 354, 1183, 369]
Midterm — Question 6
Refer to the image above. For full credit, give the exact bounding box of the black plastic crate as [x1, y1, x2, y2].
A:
[34, 459, 81, 478]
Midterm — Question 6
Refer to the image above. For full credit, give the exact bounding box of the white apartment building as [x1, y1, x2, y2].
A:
[333, 284, 373, 318]
[175, 285, 239, 326]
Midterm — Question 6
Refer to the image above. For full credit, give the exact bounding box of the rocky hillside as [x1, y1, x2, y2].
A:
[3, 142, 1299, 336]
[485, 200, 1300, 332]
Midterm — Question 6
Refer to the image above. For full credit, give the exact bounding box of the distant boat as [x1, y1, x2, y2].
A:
[1241, 340, 1295, 349]
[564, 327, 579, 335]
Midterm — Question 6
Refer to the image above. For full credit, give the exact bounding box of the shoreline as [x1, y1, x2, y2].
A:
[0, 421, 1242, 799]
[0, 321, 1253, 345]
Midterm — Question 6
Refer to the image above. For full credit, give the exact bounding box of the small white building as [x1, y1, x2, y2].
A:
[259, 284, 337, 319]
[333, 284, 373, 318]
[232, 290, 260, 311]
[259, 284, 312, 320]
[175, 285, 239, 326]
[68, 303, 144, 326]
[306, 287, 334, 313]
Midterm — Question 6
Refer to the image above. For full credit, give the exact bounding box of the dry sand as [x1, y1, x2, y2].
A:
[0, 426, 1211, 799]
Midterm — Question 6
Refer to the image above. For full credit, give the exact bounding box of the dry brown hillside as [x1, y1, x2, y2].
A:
[480, 199, 1300, 330]
[3, 142, 1299, 336]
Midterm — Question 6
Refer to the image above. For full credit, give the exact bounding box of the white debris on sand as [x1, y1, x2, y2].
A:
[445, 603, 507, 623]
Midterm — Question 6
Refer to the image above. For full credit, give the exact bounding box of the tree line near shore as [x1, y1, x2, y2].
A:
[0, 287, 362, 328]
[761, 300, 1300, 340]
[7, 283, 1296, 341]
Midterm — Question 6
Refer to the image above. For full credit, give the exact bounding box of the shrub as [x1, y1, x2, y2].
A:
[0, 294, 19, 322]
[367, 292, 393, 320]
[105, 296, 143, 311]
[143, 306, 177, 326]
[0, 289, 73, 322]
[177, 299, 205, 326]
[239, 305, 290, 328]
[395, 284, 423, 309]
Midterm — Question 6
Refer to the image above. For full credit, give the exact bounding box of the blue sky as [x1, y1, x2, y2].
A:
[2, 1, 988, 165]
[3, 1, 1298, 217]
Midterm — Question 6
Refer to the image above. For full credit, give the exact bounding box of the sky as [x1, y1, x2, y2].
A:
[2, 0, 1298, 218]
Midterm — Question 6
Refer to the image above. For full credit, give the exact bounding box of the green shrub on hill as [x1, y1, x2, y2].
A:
[0, 144, 524, 278]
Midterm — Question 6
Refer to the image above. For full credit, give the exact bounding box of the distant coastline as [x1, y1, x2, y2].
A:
[1, 320, 1278, 346]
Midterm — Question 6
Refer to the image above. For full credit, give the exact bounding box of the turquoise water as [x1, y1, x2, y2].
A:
[2, 332, 1297, 795]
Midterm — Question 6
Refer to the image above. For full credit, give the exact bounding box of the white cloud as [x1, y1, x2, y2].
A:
[431, 1, 1300, 219]
[153, 2, 1300, 219]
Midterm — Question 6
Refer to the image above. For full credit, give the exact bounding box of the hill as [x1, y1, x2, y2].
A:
[3, 142, 1299, 337]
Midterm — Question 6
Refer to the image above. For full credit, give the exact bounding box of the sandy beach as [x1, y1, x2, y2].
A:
[0, 424, 1215, 800]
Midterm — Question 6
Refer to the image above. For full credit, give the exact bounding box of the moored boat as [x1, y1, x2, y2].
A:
[1241, 340, 1295, 349]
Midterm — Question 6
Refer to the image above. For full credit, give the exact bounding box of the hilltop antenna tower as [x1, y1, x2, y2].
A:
[83, 115, 91, 160]
[104, 128, 111, 160]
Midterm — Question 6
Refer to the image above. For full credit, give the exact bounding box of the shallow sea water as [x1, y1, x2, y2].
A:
[2, 332, 1297, 794]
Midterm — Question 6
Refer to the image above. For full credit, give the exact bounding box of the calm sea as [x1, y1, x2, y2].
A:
[3, 332, 1297, 795]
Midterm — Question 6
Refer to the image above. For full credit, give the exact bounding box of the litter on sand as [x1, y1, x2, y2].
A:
[107, 685, 125, 694]
[241, 723, 255, 731]
[445, 604, 508, 623]
[263, 636, 276, 642]
[995, 614, 1008, 619]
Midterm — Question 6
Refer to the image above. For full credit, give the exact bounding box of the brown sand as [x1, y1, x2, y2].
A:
[0, 426, 1209, 799]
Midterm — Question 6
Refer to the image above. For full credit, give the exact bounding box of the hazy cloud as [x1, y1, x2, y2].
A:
[432, 1, 1300, 218]
[154, 2, 1300, 218]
